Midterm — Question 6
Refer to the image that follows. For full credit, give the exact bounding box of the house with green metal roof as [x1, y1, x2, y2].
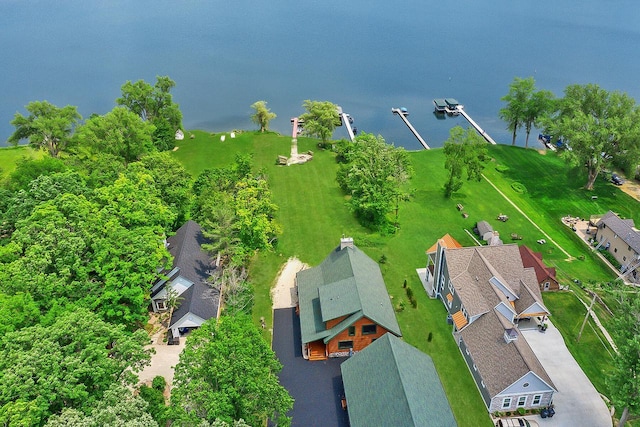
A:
[296, 238, 401, 360]
[341, 333, 457, 427]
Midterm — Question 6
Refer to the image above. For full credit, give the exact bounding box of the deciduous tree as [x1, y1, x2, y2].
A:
[170, 315, 292, 427]
[9, 101, 81, 157]
[250, 101, 276, 132]
[500, 77, 535, 146]
[544, 84, 640, 190]
[443, 126, 488, 198]
[299, 100, 341, 147]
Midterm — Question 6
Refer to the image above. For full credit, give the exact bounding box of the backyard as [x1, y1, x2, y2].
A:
[169, 131, 639, 426]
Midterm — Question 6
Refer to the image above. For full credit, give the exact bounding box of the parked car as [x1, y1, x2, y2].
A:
[611, 173, 624, 185]
[496, 418, 540, 427]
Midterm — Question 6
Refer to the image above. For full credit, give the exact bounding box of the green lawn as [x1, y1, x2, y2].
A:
[170, 133, 638, 427]
[0, 145, 43, 182]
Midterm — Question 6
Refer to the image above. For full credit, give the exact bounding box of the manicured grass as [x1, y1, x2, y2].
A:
[0, 145, 43, 182]
[172, 133, 639, 427]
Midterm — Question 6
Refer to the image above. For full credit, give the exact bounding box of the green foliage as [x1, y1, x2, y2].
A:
[171, 315, 293, 426]
[250, 101, 277, 132]
[73, 107, 156, 163]
[0, 292, 40, 336]
[510, 182, 527, 194]
[0, 308, 152, 426]
[9, 101, 82, 157]
[6, 156, 67, 191]
[495, 164, 510, 173]
[443, 126, 488, 197]
[117, 76, 183, 152]
[152, 376, 166, 392]
[543, 83, 640, 190]
[299, 100, 341, 146]
[337, 133, 412, 229]
[139, 383, 167, 426]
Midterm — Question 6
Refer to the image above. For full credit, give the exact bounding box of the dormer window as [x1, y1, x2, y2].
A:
[504, 328, 518, 343]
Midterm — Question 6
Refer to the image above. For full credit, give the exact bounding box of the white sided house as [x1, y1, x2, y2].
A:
[425, 240, 556, 413]
[150, 220, 220, 342]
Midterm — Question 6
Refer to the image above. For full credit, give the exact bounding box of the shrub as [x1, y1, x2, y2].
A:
[517, 407, 526, 416]
[379, 254, 387, 264]
[495, 164, 510, 173]
[511, 181, 527, 194]
[152, 375, 166, 392]
[395, 300, 406, 312]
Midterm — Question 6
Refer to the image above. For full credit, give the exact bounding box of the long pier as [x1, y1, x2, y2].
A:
[456, 107, 497, 145]
[290, 117, 300, 138]
[340, 113, 356, 141]
[391, 108, 430, 149]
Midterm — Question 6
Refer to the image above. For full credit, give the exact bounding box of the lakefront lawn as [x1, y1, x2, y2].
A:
[171, 131, 637, 427]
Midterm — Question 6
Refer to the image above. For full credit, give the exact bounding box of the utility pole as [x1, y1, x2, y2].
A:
[577, 293, 597, 343]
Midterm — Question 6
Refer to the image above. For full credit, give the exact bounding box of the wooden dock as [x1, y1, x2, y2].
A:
[290, 117, 300, 138]
[391, 108, 430, 150]
[456, 107, 497, 145]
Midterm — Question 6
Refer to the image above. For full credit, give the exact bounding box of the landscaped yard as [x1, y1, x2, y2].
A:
[169, 131, 637, 426]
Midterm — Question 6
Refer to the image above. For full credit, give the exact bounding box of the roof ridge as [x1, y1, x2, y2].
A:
[388, 336, 417, 427]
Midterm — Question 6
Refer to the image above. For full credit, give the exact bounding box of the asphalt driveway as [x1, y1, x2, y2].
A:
[272, 308, 349, 427]
[522, 321, 612, 427]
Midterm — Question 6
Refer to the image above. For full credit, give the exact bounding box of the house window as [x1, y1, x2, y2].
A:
[348, 326, 355, 336]
[156, 300, 167, 311]
[532, 395, 542, 406]
[362, 324, 377, 335]
[338, 340, 353, 350]
[517, 396, 526, 407]
[502, 397, 512, 409]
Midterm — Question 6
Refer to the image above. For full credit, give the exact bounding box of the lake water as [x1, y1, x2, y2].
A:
[1, 1, 639, 150]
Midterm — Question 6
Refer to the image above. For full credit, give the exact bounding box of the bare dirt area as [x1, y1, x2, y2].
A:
[619, 179, 640, 202]
[271, 257, 308, 309]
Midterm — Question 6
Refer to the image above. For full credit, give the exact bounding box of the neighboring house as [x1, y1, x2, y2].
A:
[150, 220, 220, 341]
[595, 211, 640, 280]
[422, 234, 463, 298]
[518, 245, 559, 291]
[296, 237, 401, 360]
[341, 333, 457, 427]
[427, 242, 556, 412]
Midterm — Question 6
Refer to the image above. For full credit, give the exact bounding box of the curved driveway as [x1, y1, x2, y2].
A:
[521, 322, 611, 427]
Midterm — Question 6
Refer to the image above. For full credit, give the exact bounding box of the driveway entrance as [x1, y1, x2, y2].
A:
[521, 322, 612, 427]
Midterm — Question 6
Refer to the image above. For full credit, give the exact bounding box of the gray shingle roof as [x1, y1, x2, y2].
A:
[597, 211, 640, 254]
[166, 221, 219, 326]
[297, 244, 401, 344]
[341, 333, 457, 427]
[444, 245, 554, 396]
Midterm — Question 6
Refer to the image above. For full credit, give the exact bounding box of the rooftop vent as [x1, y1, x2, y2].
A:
[504, 328, 518, 344]
[340, 237, 354, 250]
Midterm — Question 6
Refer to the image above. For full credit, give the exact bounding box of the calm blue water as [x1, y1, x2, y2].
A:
[1, 1, 639, 150]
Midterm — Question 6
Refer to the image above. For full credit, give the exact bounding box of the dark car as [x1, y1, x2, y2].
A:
[611, 173, 624, 185]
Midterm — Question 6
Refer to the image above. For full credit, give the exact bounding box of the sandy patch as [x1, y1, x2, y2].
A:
[271, 257, 308, 309]
[620, 179, 640, 202]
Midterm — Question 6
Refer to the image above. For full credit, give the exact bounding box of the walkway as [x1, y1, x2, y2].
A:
[457, 107, 497, 145]
[481, 173, 574, 260]
[522, 322, 612, 427]
[391, 108, 430, 149]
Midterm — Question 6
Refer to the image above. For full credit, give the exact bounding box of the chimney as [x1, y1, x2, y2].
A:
[340, 237, 354, 250]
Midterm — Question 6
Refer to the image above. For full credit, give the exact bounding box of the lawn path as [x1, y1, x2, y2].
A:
[481, 173, 574, 260]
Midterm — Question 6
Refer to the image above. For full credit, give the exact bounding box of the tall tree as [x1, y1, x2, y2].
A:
[0, 308, 152, 426]
[170, 315, 293, 427]
[443, 126, 488, 198]
[337, 133, 412, 228]
[299, 100, 341, 147]
[499, 77, 535, 146]
[8, 101, 81, 157]
[117, 76, 183, 151]
[544, 83, 640, 190]
[250, 101, 277, 132]
[74, 107, 156, 164]
[523, 89, 556, 147]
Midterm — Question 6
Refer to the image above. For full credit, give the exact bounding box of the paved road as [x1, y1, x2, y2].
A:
[522, 322, 612, 427]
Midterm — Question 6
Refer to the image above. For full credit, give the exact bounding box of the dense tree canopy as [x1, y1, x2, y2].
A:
[442, 126, 488, 198]
[117, 76, 182, 151]
[336, 133, 412, 229]
[170, 315, 293, 426]
[0, 309, 151, 426]
[299, 100, 341, 147]
[543, 83, 640, 190]
[9, 101, 81, 157]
